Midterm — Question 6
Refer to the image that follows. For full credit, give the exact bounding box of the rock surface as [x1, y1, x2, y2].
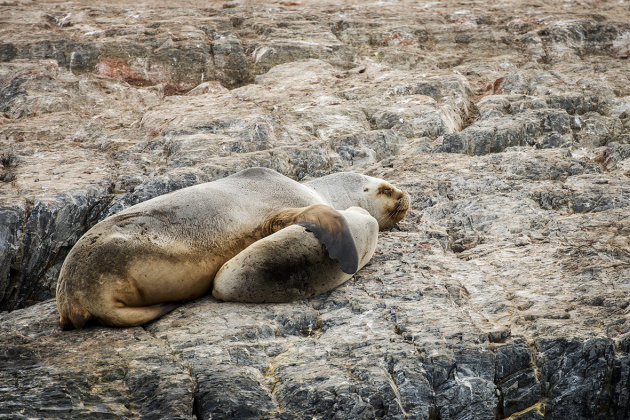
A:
[1, 0, 629, 418]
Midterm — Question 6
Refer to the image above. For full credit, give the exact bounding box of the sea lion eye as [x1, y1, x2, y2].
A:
[379, 186, 393, 195]
[364, 188, 369, 192]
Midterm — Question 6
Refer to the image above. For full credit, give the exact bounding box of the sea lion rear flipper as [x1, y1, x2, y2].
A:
[56, 277, 93, 330]
[269, 204, 359, 274]
[99, 303, 180, 328]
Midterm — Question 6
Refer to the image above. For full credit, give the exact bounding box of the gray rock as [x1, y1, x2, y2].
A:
[0, 205, 24, 307]
[1, 0, 630, 417]
[0, 301, 195, 418]
[211, 32, 252, 87]
[536, 338, 615, 419]
[439, 104, 622, 155]
[0, 43, 17, 62]
[2, 187, 110, 310]
[334, 129, 406, 167]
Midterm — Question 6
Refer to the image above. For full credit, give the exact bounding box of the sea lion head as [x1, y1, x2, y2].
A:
[360, 176, 411, 229]
[305, 173, 411, 229]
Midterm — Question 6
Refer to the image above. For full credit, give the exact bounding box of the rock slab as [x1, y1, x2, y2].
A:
[1, 0, 630, 418]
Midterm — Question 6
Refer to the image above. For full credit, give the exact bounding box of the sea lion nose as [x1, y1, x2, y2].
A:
[398, 191, 410, 209]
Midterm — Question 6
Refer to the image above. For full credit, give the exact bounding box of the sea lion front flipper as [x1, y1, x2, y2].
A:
[267, 204, 359, 274]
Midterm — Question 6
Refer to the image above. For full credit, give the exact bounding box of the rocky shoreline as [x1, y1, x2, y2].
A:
[1, 0, 629, 418]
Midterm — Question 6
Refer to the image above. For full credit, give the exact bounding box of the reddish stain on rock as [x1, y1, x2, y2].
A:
[95, 57, 153, 86]
[162, 83, 188, 96]
[384, 32, 415, 46]
[486, 77, 504, 94]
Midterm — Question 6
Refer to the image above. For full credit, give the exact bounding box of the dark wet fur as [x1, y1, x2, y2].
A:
[299, 214, 359, 274]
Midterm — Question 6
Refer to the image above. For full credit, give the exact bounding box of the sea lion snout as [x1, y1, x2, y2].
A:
[385, 189, 410, 226]
[397, 190, 411, 211]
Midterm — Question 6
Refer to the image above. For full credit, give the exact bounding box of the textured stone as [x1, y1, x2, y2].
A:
[0, 301, 195, 418]
[1, 0, 630, 418]
[536, 338, 616, 419]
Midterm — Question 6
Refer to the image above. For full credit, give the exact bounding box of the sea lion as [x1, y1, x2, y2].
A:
[212, 207, 378, 303]
[56, 167, 410, 329]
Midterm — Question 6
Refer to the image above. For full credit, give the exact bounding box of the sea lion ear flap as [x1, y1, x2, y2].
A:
[296, 205, 359, 274]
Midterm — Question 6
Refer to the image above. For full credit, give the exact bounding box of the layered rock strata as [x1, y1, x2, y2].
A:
[1, 0, 629, 418]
